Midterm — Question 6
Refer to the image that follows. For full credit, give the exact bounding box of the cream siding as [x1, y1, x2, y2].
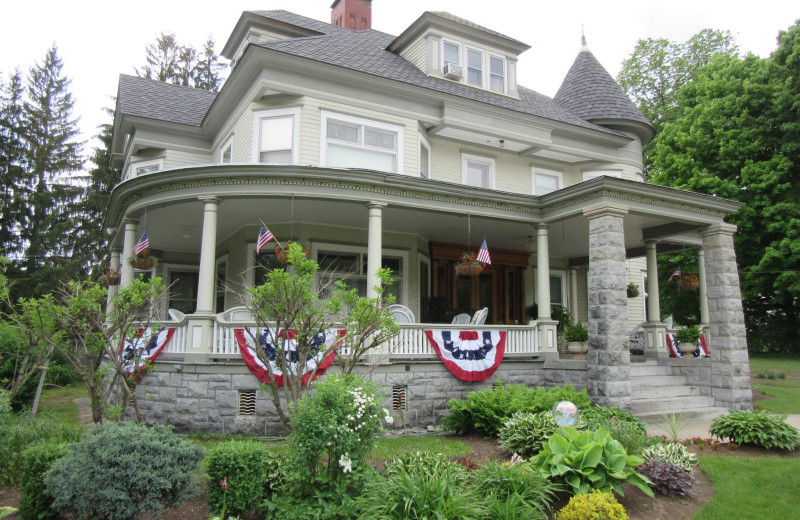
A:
[163, 149, 212, 170]
[626, 257, 648, 328]
[399, 37, 427, 73]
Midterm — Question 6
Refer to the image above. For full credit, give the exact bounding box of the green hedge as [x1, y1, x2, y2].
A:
[18, 441, 72, 520]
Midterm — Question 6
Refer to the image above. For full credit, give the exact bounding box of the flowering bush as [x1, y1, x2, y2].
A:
[289, 374, 389, 483]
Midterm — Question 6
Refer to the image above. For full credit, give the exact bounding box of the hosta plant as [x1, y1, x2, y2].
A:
[642, 442, 697, 471]
[530, 427, 654, 497]
[709, 409, 800, 450]
[637, 461, 697, 497]
[499, 411, 558, 458]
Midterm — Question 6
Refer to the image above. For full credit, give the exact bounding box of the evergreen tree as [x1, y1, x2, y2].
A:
[15, 44, 84, 298]
[0, 71, 28, 258]
[136, 32, 226, 91]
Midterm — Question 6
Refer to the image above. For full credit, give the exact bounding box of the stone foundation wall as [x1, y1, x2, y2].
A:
[668, 358, 713, 396]
[133, 359, 589, 435]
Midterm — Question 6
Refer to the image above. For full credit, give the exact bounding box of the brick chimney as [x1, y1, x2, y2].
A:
[331, 0, 372, 30]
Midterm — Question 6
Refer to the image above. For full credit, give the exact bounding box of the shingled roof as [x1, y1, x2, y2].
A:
[554, 43, 651, 128]
[117, 74, 217, 127]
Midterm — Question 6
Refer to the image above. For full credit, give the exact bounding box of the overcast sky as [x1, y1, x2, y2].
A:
[1, 0, 797, 155]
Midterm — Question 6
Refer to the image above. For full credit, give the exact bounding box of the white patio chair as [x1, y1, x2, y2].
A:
[167, 308, 186, 322]
[451, 313, 471, 325]
[471, 307, 488, 325]
[219, 306, 254, 322]
[388, 304, 415, 324]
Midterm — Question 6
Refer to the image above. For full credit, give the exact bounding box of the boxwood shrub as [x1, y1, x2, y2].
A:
[18, 441, 72, 520]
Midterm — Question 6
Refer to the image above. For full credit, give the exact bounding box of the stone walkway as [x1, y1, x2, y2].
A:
[73, 397, 94, 428]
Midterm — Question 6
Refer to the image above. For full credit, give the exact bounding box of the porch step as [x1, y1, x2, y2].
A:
[630, 395, 716, 415]
[631, 375, 691, 388]
[633, 384, 702, 400]
[628, 363, 673, 377]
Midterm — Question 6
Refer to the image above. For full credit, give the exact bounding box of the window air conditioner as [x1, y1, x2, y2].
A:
[443, 63, 463, 79]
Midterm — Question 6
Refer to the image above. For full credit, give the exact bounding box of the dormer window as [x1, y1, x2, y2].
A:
[489, 55, 505, 93]
[443, 41, 461, 69]
[441, 40, 507, 94]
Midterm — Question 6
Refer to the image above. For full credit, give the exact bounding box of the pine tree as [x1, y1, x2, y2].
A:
[194, 37, 225, 92]
[136, 33, 226, 91]
[0, 71, 28, 258]
[16, 44, 84, 297]
[136, 32, 182, 83]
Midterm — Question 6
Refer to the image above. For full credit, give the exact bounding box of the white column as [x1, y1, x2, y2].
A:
[698, 248, 710, 326]
[536, 224, 551, 319]
[106, 249, 121, 316]
[120, 219, 138, 287]
[366, 202, 386, 299]
[569, 267, 579, 323]
[196, 197, 220, 314]
[645, 240, 661, 323]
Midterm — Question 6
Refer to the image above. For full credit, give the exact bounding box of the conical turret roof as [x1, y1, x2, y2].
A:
[554, 37, 653, 142]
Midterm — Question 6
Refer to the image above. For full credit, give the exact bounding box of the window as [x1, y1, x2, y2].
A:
[252, 108, 300, 164]
[462, 153, 495, 189]
[215, 256, 227, 313]
[130, 159, 162, 178]
[550, 275, 564, 306]
[533, 167, 563, 195]
[168, 270, 199, 314]
[443, 40, 461, 69]
[418, 133, 431, 179]
[321, 111, 402, 174]
[583, 169, 622, 181]
[489, 55, 505, 93]
[466, 48, 483, 87]
[220, 138, 233, 163]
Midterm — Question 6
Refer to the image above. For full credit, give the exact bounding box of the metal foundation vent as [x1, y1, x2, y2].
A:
[391, 386, 407, 411]
[238, 390, 256, 416]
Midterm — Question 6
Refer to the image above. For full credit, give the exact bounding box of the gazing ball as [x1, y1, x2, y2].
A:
[552, 400, 579, 427]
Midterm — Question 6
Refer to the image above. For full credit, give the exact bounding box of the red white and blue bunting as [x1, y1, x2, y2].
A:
[666, 334, 710, 358]
[234, 328, 341, 387]
[120, 327, 175, 379]
[424, 330, 506, 382]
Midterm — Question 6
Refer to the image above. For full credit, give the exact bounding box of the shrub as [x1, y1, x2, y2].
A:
[47, 421, 205, 520]
[441, 383, 591, 437]
[530, 427, 653, 497]
[555, 490, 628, 520]
[642, 442, 697, 471]
[205, 440, 287, 517]
[499, 411, 558, 457]
[290, 374, 389, 483]
[354, 459, 485, 520]
[675, 325, 702, 344]
[637, 461, 697, 496]
[18, 441, 72, 520]
[0, 411, 84, 485]
[471, 461, 558, 520]
[709, 409, 800, 450]
[564, 322, 588, 343]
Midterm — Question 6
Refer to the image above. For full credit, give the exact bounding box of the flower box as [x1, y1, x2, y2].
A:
[455, 263, 483, 276]
[130, 255, 155, 270]
[626, 283, 640, 298]
[100, 271, 121, 286]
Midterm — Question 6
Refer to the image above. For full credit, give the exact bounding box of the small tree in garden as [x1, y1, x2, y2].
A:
[4, 275, 167, 423]
[245, 242, 398, 430]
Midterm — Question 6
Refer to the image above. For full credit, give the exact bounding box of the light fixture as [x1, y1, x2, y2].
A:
[182, 226, 192, 239]
[499, 139, 505, 148]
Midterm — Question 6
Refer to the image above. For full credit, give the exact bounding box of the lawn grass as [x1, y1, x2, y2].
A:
[750, 354, 800, 413]
[36, 381, 88, 426]
[693, 456, 800, 519]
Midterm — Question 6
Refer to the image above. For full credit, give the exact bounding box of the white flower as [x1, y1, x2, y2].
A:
[339, 454, 353, 473]
[385, 415, 394, 425]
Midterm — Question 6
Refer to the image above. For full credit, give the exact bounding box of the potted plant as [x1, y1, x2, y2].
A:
[627, 282, 640, 298]
[100, 268, 121, 287]
[275, 242, 310, 264]
[454, 252, 485, 277]
[679, 273, 698, 291]
[564, 322, 589, 356]
[675, 325, 701, 353]
[129, 250, 155, 270]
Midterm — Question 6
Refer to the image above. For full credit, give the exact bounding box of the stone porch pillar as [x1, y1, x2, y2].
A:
[106, 249, 121, 317]
[535, 224, 557, 354]
[584, 204, 630, 408]
[196, 197, 220, 314]
[120, 219, 138, 287]
[700, 223, 752, 410]
[643, 240, 667, 358]
[698, 248, 710, 327]
[366, 201, 386, 299]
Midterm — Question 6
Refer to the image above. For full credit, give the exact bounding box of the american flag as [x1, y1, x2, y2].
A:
[668, 269, 681, 281]
[134, 230, 149, 255]
[476, 237, 491, 265]
[256, 224, 274, 253]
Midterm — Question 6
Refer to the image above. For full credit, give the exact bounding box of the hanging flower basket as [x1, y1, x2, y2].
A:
[129, 251, 155, 270]
[100, 268, 121, 286]
[627, 283, 640, 298]
[275, 242, 310, 264]
[454, 252, 485, 277]
[679, 274, 698, 292]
